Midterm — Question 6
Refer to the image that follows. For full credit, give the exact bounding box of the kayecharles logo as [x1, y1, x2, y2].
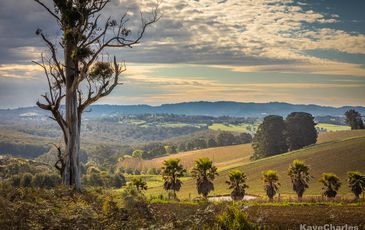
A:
[299, 224, 359, 230]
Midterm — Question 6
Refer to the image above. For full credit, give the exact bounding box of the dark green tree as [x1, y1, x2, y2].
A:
[217, 131, 236, 146]
[226, 170, 249, 201]
[207, 138, 218, 147]
[288, 160, 311, 201]
[252, 115, 288, 159]
[262, 170, 280, 201]
[285, 112, 318, 151]
[161, 158, 186, 199]
[347, 171, 365, 200]
[193, 139, 208, 149]
[237, 133, 252, 144]
[191, 158, 218, 198]
[345, 110, 364, 130]
[319, 173, 341, 198]
[33, 0, 158, 191]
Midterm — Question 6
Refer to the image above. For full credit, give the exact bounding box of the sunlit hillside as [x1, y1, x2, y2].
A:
[145, 130, 365, 199]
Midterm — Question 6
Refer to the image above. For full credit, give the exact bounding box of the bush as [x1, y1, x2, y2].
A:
[216, 206, 257, 230]
[10, 175, 21, 187]
[21, 173, 33, 187]
[87, 172, 104, 187]
[112, 174, 126, 188]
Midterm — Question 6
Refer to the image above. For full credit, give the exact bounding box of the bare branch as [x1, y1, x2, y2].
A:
[34, 0, 60, 22]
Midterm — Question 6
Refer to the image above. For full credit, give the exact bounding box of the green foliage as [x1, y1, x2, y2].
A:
[139, 143, 167, 159]
[285, 112, 318, 151]
[252, 115, 288, 159]
[83, 166, 125, 188]
[288, 160, 311, 200]
[193, 138, 208, 149]
[89, 62, 114, 80]
[345, 110, 364, 130]
[161, 158, 186, 199]
[130, 177, 148, 192]
[217, 131, 236, 146]
[32, 173, 61, 189]
[191, 158, 218, 198]
[216, 206, 257, 230]
[226, 170, 249, 201]
[262, 170, 280, 201]
[207, 138, 217, 147]
[20, 173, 33, 187]
[10, 174, 21, 187]
[132, 150, 144, 159]
[111, 174, 126, 188]
[319, 173, 341, 198]
[165, 145, 178, 154]
[347, 171, 365, 199]
[147, 167, 160, 175]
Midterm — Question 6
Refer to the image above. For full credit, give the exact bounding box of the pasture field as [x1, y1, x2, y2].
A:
[144, 131, 365, 199]
[118, 143, 254, 171]
[208, 123, 257, 133]
[316, 123, 350, 132]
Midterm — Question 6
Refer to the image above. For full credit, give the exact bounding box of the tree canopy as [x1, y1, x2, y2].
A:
[285, 112, 317, 151]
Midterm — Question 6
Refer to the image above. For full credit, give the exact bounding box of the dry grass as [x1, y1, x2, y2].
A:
[118, 144, 254, 171]
[317, 129, 365, 143]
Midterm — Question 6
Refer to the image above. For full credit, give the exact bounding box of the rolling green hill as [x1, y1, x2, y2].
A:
[145, 130, 365, 199]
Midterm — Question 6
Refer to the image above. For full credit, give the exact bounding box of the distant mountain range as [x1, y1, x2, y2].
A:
[1, 101, 365, 118]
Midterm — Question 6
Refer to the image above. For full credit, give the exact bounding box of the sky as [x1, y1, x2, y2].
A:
[0, 0, 365, 108]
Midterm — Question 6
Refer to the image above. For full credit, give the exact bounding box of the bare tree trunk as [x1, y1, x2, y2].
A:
[63, 41, 81, 191]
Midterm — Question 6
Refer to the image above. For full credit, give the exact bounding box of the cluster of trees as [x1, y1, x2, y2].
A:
[178, 132, 252, 152]
[252, 112, 317, 159]
[118, 166, 161, 175]
[131, 131, 252, 160]
[345, 110, 364, 130]
[82, 163, 126, 188]
[9, 172, 61, 189]
[106, 113, 256, 126]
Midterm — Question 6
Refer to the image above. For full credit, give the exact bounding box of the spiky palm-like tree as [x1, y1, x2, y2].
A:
[319, 173, 341, 198]
[262, 170, 280, 201]
[161, 158, 186, 199]
[347, 171, 365, 200]
[191, 158, 218, 198]
[226, 170, 249, 201]
[288, 160, 311, 201]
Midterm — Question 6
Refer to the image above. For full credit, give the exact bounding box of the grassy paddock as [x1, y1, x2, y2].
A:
[145, 134, 365, 199]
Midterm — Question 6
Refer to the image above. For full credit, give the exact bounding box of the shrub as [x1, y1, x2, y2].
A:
[112, 174, 126, 188]
[216, 206, 257, 230]
[10, 175, 21, 187]
[87, 172, 104, 187]
[21, 173, 33, 187]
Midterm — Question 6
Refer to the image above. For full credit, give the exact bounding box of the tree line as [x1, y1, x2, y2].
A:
[132, 131, 252, 160]
[252, 112, 318, 159]
[131, 158, 365, 201]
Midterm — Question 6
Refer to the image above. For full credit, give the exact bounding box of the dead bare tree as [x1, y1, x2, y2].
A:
[33, 0, 159, 191]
